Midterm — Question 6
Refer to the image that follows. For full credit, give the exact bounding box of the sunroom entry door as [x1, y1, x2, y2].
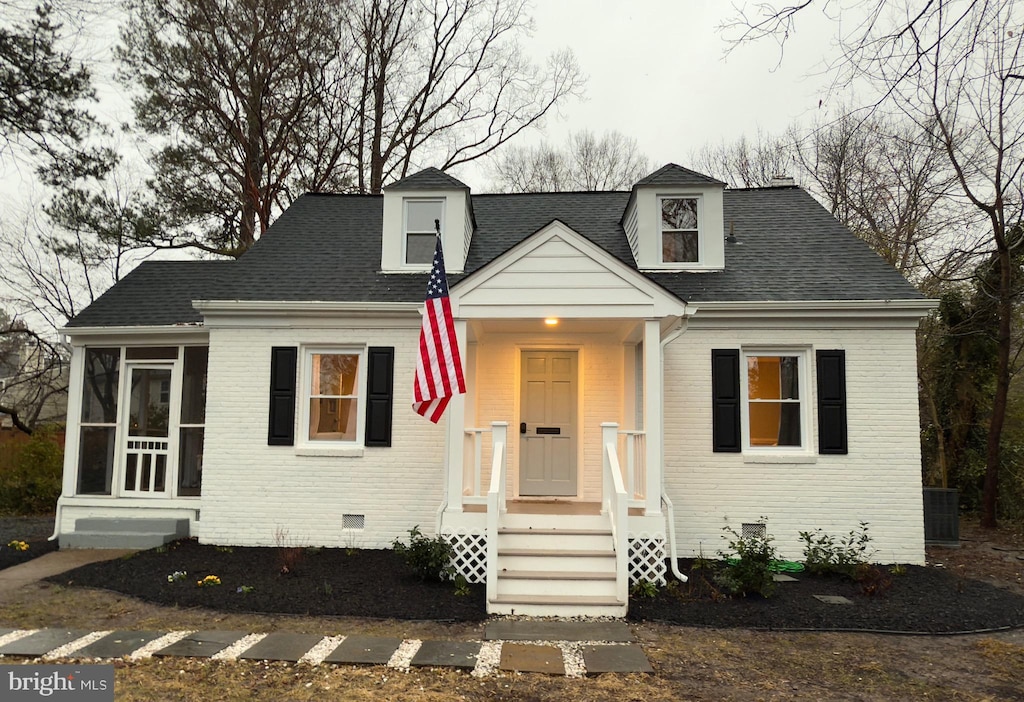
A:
[519, 350, 578, 497]
[121, 363, 173, 497]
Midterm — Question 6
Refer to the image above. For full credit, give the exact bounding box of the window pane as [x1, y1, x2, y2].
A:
[661, 198, 697, 230]
[128, 367, 171, 437]
[178, 427, 204, 496]
[181, 347, 209, 424]
[81, 348, 120, 423]
[662, 231, 698, 262]
[313, 354, 359, 396]
[77, 426, 115, 495]
[309, 398, 358, 441]
[406, 200, 442, 232]
[748, 356, 799, 400]
[749, 402, 802, 446]
[406, 233, 436, 264]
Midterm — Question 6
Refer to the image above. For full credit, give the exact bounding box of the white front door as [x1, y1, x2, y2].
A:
[519, 350, 578, 497]
[121, 363, 173, 496]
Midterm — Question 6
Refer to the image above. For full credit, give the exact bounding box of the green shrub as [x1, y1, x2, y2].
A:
[391, 525, 454, 582]
[714, 521, 778, 598]
[799, 521, 873, 577]
[0, 428, 63, 515]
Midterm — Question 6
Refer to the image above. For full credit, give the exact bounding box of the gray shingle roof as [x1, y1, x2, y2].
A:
[66, 184, 923, 329]
[66, 261, 237, 328]
[634, 163, 726, 187]
[383, 167, 469, 190]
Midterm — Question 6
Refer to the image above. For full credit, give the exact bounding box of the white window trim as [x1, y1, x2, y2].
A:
[739, 347, 813, 456]
[299, 346, 367, 450]
[658, 194, 703, 266]
[402, 197, 445, 269]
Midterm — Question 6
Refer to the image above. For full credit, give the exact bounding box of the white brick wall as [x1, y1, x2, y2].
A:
[200, 324, 446, 549]
[663, 325, 926, 564]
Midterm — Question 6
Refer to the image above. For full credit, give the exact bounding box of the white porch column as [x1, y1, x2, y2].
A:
[643, 318, 663, 515]
[444, 318, 469, 514]
[61, 344, 86, 498]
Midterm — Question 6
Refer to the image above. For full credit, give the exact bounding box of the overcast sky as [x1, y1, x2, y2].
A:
[458, 0, 838, 189]
[2, 1, 843, 211]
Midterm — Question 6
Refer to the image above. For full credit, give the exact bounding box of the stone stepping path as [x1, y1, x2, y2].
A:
[0, 625, 653, 677]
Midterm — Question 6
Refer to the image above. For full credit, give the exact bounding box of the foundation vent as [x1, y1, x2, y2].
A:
[741, 522, 767, 540]
[342, 514, 365, 530]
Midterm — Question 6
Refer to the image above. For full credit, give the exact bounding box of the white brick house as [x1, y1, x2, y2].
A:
[54, 164, 934, 616]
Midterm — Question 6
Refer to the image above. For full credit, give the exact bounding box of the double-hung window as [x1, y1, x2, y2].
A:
[404, 199, 443, 265]
[742, 352, 807, 449]
[305, 350, 363, 442]
[660, 196, 700, 263]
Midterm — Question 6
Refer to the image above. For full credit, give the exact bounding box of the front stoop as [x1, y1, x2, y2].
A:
[488, 513, 626, 617]
[59, 518, 190, 550]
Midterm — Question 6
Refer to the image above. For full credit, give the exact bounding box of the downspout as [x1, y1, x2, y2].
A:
[660, 316, 688, 583]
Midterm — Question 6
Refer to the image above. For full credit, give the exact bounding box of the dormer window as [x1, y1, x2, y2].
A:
[404, 199, 444, 265]
[660, 197, 700, 263]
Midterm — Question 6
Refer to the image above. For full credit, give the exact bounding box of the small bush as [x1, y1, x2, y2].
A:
[799, 521, 874, 577]
[853, 563, 893, 597]
[714, 521, 778, 598]
[392, 525, 454, 582]
[630, 580, 659, 598]
[0, 428, 63, 515]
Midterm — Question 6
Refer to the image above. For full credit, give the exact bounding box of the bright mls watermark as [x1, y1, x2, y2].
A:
[1, 665, 113, 701]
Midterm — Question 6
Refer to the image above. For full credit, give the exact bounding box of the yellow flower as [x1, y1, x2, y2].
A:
[7, 540, 28, 552]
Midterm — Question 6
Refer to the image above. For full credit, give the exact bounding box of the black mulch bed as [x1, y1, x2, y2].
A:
[628, 560, 1024, 634]
[45, 538, 487, 621]
[43, 542, 1024, 633]
[0, 516, 58, 572]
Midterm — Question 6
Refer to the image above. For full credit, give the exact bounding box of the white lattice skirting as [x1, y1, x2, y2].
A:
[441, 529, 487, 584]
[628, 533, 666, 585]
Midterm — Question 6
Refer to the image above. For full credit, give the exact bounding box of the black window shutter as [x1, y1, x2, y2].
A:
[268, 347, 297, 446]
[712, 349, 742, 452]
[365, 347, 395, 447]
[816, 349, 848, 454]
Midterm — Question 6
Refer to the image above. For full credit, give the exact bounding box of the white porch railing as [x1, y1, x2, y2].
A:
[601, 422, 629, 606]
[617, 429, 646, 505]
[462, 427, 490, 505]
[485, 422, 508, 604]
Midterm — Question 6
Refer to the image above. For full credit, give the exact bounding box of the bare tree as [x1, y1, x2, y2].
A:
[689, 127, 796, 188]
[349, 0, 585, 194]
[723, 0, 1024, 527]
[490, 129, 651, 192]
[0, 311, 68, 434]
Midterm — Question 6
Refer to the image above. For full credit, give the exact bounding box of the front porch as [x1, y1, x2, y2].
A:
[440, 422, 670, 617]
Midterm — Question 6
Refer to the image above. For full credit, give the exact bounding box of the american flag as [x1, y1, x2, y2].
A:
[412, 233, 465, 422]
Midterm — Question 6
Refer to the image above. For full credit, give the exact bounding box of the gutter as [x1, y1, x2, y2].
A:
[659, 318, 689, 584]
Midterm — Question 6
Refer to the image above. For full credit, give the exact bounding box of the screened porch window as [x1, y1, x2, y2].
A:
[745, 354, 803, 448]
[307, 351, 361, 441]
[178, 346, 207, 497]
[77, 348, 121, 495]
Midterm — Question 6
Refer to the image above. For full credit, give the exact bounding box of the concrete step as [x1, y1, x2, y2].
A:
[59, 531, 180, 550]
[489, 594, 626, 618]
[72, 518, 189, 537]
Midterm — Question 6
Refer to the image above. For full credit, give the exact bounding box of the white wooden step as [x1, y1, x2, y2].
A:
[499, 512, 608, 531]
[497, 527, 612, 550]
[489, 594, 626, 618]
[496, 571, 617, 597]
[497, 549, 616, 572]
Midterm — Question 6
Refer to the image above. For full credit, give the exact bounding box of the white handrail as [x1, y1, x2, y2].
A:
[485, 422, 508, 605]
[617, 429, 646, 500]
[463, 427, 489, 498]
[602, 422, 629, 605]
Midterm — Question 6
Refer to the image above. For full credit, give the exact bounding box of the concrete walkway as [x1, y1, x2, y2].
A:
[0, 622, 652, 677]
[0, 550, 653, 676]
[0, 549, 136, 600]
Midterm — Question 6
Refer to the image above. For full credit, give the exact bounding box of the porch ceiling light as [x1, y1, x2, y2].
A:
[544, 318, 559, 326]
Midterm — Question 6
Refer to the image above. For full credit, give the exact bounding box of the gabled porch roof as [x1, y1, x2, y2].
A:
[451, 220, 686, 320]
